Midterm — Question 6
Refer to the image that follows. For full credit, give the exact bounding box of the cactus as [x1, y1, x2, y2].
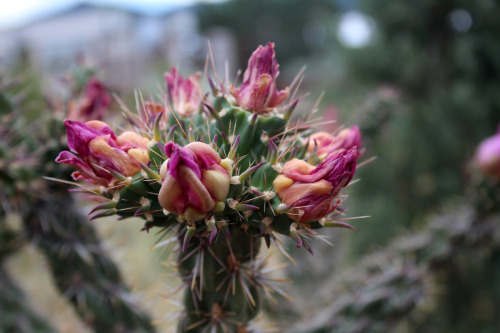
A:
[55, 42, 366, 331]
[0, 71, 156, 332]
[288, 151, 500, 332]
[0, 265, 56, 333]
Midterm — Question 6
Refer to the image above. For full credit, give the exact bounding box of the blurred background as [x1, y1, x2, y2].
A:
[2, 0, 500, 332]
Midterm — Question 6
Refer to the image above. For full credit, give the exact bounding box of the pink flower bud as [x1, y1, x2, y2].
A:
[273, 148, 358, 222]
[56, 120, 149, 187]
[475, 126, 500, 178]
[230, 42, 289, 113]
[308, 126, 363, 158]
[158, 142, 230, 221]
[67, 78, 111, 122]
[164, 68, 202, 117]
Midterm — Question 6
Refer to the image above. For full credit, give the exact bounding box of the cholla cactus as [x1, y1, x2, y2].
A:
[56, 42, 365, 331]
[289, 127, 500, 333]
[0, 73, 156, 332]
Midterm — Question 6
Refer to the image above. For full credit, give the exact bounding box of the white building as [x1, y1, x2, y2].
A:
[0, 3, 236, 92]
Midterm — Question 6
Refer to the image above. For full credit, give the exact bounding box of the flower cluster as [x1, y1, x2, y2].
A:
[54, 41, 367, 332]
[56, 41, 364, 240]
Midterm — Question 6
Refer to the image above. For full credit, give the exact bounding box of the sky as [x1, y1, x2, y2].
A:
[0, 0, 222, 29]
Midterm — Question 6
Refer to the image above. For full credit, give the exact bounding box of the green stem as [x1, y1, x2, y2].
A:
[177, 223, 262, 332]
[24, 191, 156, 333]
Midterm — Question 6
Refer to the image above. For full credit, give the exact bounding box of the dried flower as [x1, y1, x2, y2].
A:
[308, 126, 363, 158]
[230, 42, 289, 113]
[67, 78, 111, 122]
[273, 147, 358, 222]
[55, 120, 149, 187]
[158, 142, 230, 221]
[164, 68, 202, 117]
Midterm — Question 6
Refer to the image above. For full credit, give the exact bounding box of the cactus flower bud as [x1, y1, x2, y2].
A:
[475, 126, 500, 178]
[273, 147, 358, 222]
[230, 42, 289, 113]
[164, 67, 202, 117]
[308, 126, 363, 159]
[158, 142, 230, 221]
[67, 78, 111, 122]
[56, 120, 149, 187]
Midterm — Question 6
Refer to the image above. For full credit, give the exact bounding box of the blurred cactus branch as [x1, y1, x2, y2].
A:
[0, 67, 156, 332]
[292, 185, 500, 332]
[0, 265, 56, 333]
[24, 191, 156, 333]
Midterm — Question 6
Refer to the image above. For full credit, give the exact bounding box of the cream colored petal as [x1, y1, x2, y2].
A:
[279, 180, 333, 205]
[158, 175, 183, 215]
[273, 175, 294, 193]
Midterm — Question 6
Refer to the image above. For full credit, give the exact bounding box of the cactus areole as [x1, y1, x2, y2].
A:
[56, 42, 366, 331]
